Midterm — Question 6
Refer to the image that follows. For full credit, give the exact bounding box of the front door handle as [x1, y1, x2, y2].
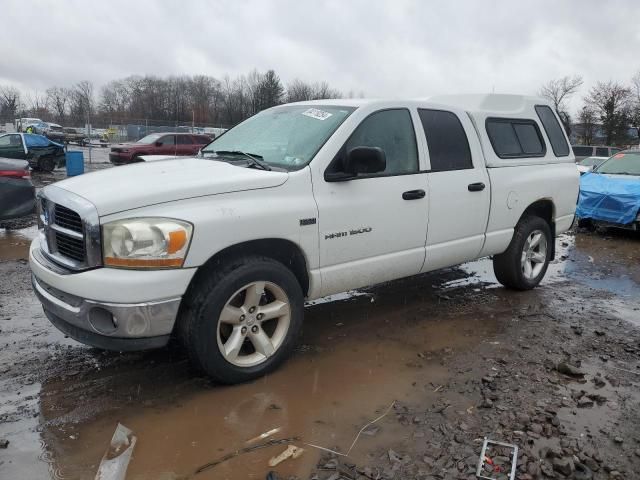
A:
[402, 189, 426, 200]
[468, 182, 486, 192]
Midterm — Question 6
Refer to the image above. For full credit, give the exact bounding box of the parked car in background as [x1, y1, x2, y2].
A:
[109, 132, 211, 164]
[577, 156, 608, 174]
[15, 117, 42, 131]
[0, 158, 35, 221]
[31, 95, 579, 383]
[41, 122, 65, 143]
[63, 127, 89, 145]
[572, 145, 621, 162]
[0, 133, 65, 172]
[577, 150, 640, 230]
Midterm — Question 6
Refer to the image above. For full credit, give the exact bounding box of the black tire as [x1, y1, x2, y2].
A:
[179, 255, 304, 384]
[39, 156, 55, 173]
[577, 218, 595, 230]
[493, 216, 552, 291]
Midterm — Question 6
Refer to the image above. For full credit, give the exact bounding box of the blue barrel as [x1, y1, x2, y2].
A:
[66, 151, 84, 176]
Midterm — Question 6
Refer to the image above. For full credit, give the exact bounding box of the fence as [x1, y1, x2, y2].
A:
[0, 116, 234, 142]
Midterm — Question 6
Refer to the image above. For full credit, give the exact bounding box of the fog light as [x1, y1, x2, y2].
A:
[88, 307, 118, 334]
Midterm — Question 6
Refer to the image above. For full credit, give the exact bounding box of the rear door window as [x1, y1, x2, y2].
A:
[486, 119, 546, 158]
[513, 123, 544, 155]
[534, 105, 570, 157]
[158, 135, 176, 146]
[177, 135, 193, 145]
[595, 147, 609, 157]
[418, 109, 472, 171]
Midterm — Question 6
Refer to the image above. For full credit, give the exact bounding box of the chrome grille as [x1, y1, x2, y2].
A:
[54, 204, 83, 233]
[38, 186, 102, 271]
[55, 232, 85, 262]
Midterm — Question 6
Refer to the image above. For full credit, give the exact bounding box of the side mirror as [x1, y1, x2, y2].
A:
[155, 141, 162, 147]
[344, 146, 386, 175]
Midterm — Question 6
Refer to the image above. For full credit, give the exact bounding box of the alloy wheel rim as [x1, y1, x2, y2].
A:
[521, 229, 547, 280]
[216, 281, 291, 367]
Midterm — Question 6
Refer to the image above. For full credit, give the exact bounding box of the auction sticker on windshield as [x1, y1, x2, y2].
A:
[302, 108, 333, 120]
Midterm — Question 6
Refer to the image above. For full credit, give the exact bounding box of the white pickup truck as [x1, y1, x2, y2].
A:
[30, 94, 579, 383]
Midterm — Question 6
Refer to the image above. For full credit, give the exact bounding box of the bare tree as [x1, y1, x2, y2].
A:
[312, 81, 341, 100]
[577, 106, 597, 145]
[631, 71, 640, 139]
[26, 90, 48, 116]
[70, 80, 94, 126]
[539, 75, 583, 134]
[4, 70, 340, 129]
[287, 79, 314, 102]
[46, 86, 71, 122]
[539, 76, 583, 111]
[0, 85, 21, 117]
[585, 81, 632, 146]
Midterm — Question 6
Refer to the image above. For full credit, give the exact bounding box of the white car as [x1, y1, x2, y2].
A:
[577, 156, 608, 174]
[30, 94, 579, 383]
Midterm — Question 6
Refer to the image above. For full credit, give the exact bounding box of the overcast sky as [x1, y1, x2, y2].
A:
[1, 0, 639, 114]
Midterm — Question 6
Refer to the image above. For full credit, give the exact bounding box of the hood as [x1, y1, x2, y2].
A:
[50, 157, 288, 216]
[139, 154, 178, 163]
[576, 172, 640, 224]
[111, 142, 141, 150]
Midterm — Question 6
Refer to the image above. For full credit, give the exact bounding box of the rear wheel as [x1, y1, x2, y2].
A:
[180, 256, 303, 384]
[39, 156, 55, 173]
[493, 216, 552, 290]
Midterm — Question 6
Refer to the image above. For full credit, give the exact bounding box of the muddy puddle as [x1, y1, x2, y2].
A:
[0, 225, 37, 261]
[30, 270, 503, 480]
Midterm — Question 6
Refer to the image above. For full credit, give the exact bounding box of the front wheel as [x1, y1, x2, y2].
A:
[493, 216, 552, 290]
[39, 156, 56, 173]
[180, 256, 303, 384]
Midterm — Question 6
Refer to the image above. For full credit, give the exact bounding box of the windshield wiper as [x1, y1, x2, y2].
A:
[210, 150, 272, 171]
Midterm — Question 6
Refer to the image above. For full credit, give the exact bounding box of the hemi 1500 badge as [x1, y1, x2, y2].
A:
[325, 227, 372, 240]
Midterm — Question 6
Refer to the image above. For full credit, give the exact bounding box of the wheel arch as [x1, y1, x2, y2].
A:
[518, 198, 556, 259]
[186, 238, 310, 298]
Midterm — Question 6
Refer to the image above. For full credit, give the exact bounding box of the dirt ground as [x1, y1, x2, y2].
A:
[0, 168, 639, 480]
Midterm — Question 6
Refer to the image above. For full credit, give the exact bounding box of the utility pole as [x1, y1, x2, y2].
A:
[87, 100, 92, 164]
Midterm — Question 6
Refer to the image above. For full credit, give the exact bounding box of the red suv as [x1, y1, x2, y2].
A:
[109, 133, 212, 164]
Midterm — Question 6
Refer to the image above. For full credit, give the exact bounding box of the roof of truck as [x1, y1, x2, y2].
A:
[291, 94, 551, 115]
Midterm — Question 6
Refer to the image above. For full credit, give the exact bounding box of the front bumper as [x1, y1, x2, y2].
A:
[109, 152, 133, 164]
[30, 237, 195, 351]
[32, 274, 178, 350]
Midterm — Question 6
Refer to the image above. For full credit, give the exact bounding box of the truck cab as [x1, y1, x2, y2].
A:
[30, 94, 579, 383]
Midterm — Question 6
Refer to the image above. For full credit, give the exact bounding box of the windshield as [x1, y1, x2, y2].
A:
[595, 152, 640, 176]
[580, 157, 607, 167]
[136, 133, 163, 144]
[201, 105, 356, 170]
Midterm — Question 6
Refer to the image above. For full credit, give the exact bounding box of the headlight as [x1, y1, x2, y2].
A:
[102, 218, 193, 269]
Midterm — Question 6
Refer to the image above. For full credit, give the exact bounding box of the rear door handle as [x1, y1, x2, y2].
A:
[468, 182, 486, 192]
[402, 189, 426, 200]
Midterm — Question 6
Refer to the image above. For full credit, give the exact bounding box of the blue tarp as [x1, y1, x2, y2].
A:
[576, 172, 640, 225]
[24, 133, 63, 148]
